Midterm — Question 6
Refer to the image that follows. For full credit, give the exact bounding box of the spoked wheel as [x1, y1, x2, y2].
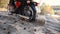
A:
[24, 6, 34, 21]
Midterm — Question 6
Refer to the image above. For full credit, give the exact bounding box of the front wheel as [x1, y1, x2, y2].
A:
[24, 6, 36, 21]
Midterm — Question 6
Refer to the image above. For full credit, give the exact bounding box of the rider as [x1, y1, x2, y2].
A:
[9, 0, 36, 21]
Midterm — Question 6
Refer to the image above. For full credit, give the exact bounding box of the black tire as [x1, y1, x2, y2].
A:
[7, 6, 15, 15]
[24, 6, 34, 21]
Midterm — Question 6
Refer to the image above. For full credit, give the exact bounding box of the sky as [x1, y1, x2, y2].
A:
[33, 0, 60, 6]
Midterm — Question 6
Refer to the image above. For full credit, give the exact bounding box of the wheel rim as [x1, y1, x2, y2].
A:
[24, 6, 33, 17]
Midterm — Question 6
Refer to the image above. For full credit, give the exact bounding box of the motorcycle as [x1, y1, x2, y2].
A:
[8, 0, 38, 21]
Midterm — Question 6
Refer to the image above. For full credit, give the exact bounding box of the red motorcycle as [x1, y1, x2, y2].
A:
[8, 0, 38, 21]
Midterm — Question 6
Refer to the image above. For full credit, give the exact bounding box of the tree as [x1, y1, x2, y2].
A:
[0, 0, 9, 8]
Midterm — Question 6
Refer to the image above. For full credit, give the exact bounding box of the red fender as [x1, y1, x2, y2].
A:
[15, 1, 21, 8]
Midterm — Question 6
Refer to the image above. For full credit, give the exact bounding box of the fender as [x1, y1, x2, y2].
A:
[15, 1, 21, 8]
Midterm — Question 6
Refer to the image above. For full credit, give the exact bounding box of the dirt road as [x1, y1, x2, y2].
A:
[0, 11, 60, 34]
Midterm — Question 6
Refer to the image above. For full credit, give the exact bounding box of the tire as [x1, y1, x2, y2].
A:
[24, 6, 34, 21]
[7, 6, 15, 15]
